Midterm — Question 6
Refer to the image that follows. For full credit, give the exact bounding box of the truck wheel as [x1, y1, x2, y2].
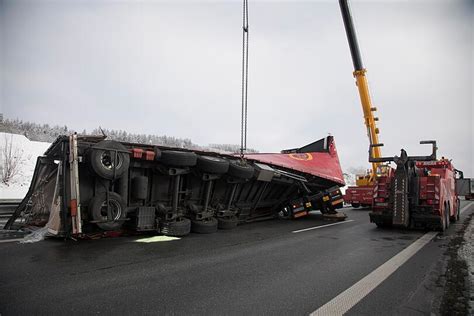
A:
[439, 205, 449, 232]
[191, 217, 218, 234]
[89, 192, 127, 231]
[456, 199, 460, 221]
[228, 160, 255, 179]
[375, 222, 390, 228]
[352, 203, 360, 208]
[445, 204, 450, 229]
[196, 156, 229, 174]
[160, 217, 191, 237]
[89, 140, 130, 180]
[450, 200, 459, 223]
[160, 151, 197, 167]
[218, 216, 238, 230]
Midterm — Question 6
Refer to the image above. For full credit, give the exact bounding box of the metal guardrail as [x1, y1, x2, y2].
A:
[0, 199, 21, 227]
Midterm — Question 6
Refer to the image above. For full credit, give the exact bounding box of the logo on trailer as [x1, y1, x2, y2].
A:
[289, 153, 313, 161]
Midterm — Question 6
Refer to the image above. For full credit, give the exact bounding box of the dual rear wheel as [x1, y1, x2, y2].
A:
[87, 141, 252, 234]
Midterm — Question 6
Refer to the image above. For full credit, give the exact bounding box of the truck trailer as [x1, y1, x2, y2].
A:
[4, 134, 346, 238]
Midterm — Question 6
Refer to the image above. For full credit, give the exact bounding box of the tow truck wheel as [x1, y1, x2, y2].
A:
[89, 192, 127, 231]
[445, 204, 450, 229]
[352, 203, 360, 208]
[191, 217, 218, 234]
[456, 199, 460, 221]
[160, 217, 191, 237]
[440, 204, 448, 232]
[89, 140, 130, 180]
[450, 200, 459, 223]
[217, 216, 238, 230]
[375, 222, 391, 228]
[196, 155, 230, 174]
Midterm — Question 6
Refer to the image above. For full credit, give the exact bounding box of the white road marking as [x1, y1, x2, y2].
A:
[310, 231, 438, 316]
[460, 202, 473, 214]
[292, 220, 354, 233]
[0, 238, 23, 244]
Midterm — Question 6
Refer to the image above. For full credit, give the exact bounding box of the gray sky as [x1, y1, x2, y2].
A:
[1, 0, 473, 175]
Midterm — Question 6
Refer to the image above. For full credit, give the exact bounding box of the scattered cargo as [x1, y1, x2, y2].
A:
[4, 134, 345, 238]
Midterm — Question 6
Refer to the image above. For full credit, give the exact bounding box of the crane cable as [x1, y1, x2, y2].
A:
[240, 0, 249, 160]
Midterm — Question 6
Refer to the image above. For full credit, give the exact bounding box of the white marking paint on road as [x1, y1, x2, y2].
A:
[292, 220, 354, 233]
[460, 202, 473, 214]
[310, 231, 438, 316]
[0, 238, 23, 244]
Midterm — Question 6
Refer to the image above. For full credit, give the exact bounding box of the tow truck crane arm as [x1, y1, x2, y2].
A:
[339, 0, 382, 183]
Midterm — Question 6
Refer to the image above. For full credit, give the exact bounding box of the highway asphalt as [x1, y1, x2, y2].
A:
[0, 201, 472, 315]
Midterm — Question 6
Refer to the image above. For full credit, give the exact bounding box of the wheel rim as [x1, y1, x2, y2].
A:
[99, 199, 122, 221]
[100, 150, 123, 171]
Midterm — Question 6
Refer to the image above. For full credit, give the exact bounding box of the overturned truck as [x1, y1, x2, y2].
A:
[5, 134, 346, 237]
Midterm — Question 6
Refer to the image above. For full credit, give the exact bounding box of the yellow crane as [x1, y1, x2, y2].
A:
[339, 0, 389, 207]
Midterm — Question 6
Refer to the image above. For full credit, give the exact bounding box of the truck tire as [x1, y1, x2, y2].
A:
[160, 151, 197, 167]
[228, 160, 255, 179]
[191, 217, 218, 234]
[160, 217, 191, 237]
[440, 204, 449, 232]
[89, 192, 127, 231]
[196, 156, 229, 174]
[445, 204, 450, 229]
[352, 203, 360, 208]
[375, 222, 391, 228]
[450, 200, 459, 223]
[89, 140, 130, 180]
[456, 199, 460, 221]
[218, 216, 238, 230]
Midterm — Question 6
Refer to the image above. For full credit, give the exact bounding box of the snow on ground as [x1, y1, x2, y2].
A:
[0, 132, 51, 199]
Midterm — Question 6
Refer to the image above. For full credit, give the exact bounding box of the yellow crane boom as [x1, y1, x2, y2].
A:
[339, 0, 383, 185]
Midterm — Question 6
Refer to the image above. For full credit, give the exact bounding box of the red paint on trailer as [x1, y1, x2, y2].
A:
[243, 141, 345, 185]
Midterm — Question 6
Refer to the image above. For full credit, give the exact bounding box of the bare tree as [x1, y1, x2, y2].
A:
[1, 135, 23, 184]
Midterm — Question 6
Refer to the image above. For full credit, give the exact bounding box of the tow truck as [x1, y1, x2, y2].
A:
[369, 141, 461, 231]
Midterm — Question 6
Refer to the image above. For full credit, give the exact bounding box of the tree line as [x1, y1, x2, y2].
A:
[0, 117, 258, 153]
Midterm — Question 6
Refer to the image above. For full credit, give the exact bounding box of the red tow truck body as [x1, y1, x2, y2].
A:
[344, 185, 374, 208]
[369, 142, 461, 230]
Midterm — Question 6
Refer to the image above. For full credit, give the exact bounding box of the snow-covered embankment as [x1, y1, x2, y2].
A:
[0, 132, 51, 199]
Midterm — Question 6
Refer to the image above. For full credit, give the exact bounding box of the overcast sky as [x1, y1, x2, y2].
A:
[1, 0, 473, 175]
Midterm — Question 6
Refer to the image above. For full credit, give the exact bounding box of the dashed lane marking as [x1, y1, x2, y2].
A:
[292, 220, 355, 233]
[310, 231, 438, 316]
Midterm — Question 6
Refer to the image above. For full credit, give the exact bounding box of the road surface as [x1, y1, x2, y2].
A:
[0, 201, 472, 315]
